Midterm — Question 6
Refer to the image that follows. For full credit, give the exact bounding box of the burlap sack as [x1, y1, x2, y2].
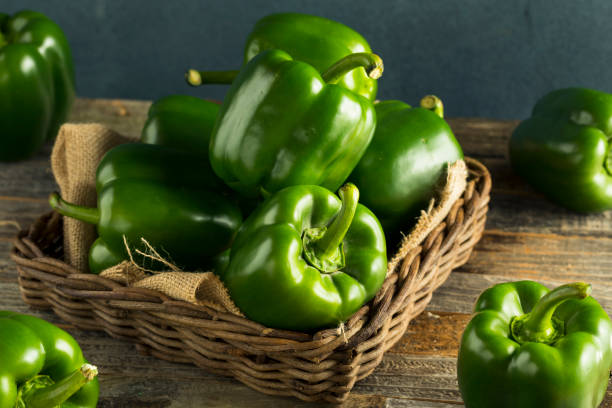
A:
[50, 123, 467, 316]
[51, 124, 133, 271]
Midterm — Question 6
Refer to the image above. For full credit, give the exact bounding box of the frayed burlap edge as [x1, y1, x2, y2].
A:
[100, 261, 243, 315]
[387, 160, 468, 273]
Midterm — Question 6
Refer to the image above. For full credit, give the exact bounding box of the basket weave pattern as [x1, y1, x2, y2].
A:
[11, 157, 490, 403]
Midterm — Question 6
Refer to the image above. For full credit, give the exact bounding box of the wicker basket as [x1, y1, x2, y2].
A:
[11, 157, 490, 403]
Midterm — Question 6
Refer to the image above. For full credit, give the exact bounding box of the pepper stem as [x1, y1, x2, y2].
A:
[20, 364, 98, 408]
[321, 53, 383, 84]
[510, 282, 591, 344]
[420, 95, 444, 118]
[302, 184, 359, 272]
[185, 69, 239, 87]
[317, 184, 359, 258]
[49, 192, 100, 225]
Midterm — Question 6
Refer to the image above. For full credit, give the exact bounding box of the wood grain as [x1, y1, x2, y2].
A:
[389, 312, 469, 358]
[1, 98, 611, 407]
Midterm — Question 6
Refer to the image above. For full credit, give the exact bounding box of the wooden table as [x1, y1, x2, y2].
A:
[1, 99, 611, 407]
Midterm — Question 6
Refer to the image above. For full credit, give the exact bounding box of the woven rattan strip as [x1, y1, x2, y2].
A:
[11, 157, 491, 403]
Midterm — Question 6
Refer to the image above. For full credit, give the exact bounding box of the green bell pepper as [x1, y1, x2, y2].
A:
[186, 12, 378, 100]
[208, 49, 382, 198]
[509, 88, 612, 212]
[0, 311, 99, 408]
[49, 143, 242, 274]
[140, 95, 260, 216]
[457, 281, 612, 408]
[349, 96, 463, 242]
[221, 183, 387, 331]
[0, 10, 75, 161]
[141, 95, 220, 153]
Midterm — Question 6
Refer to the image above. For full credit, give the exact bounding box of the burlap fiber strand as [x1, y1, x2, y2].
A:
[50, 123, 467, 317]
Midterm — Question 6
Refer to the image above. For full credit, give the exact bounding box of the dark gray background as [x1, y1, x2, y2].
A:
[4, 0, 611, 118]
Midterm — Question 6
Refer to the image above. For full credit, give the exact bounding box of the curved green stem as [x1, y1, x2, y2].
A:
[302, 184, 359, 273]
[185, 69, 239, 87]
[316, 184, 359, 258]
[21, 364, 98, 408]
[420, 95, 444, 118]
[321, 53, 383, 84]
[49, 192, 100, 225]
[511, 282, 591, 344]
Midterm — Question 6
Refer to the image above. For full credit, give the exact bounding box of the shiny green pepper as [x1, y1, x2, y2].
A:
[208, 49, 382, 198]
[141, 94, 220, 153]
[221, 183, 386, 331]
[457, 281, 612, 408]
[0, 10, 75, 161]
[0, 311, 99, 408]
[187, 12, 378, 100]
[140, 95, 259, 218]
[49, 143, 242, 274]
[349, 96, 463, 243]
[510, 88, 612, 212]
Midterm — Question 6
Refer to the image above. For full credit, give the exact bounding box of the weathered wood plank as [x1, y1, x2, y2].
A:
[462, 230, 612, 282]
[0, 197, 50, 238]
[353, 355, 461, 401]
[98, 376, 390, 408]
[69, 98, 150, 138]
[386, 400, 462, 407]
[389, 312, 469, 358]
[0, 242, 19, 281]
[0, 146, 56, 198]
[448, 117, 517, 159]
[487, 192, 612, 237]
